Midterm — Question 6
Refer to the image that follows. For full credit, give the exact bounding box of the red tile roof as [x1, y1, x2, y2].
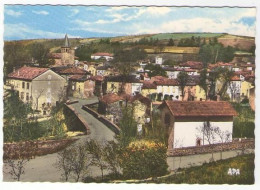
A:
[230, 75, 241, 81]
[180, 61, 203, 69]
[7, 66, 49, 81]
[90, 75, 104, 81]
[155, 79, 179, 86]
[142, 81, 157, 89]
[69, 75, 89, 81]
[99, 93, 125, 104]
[160, 101, 237, 117]
[131, 93, 151, 107]
[59, 67, 88, 75]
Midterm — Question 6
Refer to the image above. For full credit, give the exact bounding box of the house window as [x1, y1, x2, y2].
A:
[21, 92, 24, 100]
[27, 83, 29, 89]
[164, 113, 170, 125]
[22, 82, 25, 89]
[26, 93, 29, 101]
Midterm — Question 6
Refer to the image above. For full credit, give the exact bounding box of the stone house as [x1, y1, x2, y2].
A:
[158, 101, 237, 151]
[96, 65, 113, 76]
[98, 93, 151, 124]
[68, 75, 95, 99]
[6, 66, 66, 115]
[98, 93, 127, 123]
[106, 75, 143, 95]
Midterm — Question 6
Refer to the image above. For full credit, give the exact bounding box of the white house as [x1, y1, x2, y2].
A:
[154, 79, 180, 100]
[159, 101, 237, 151]
[91, 52, 114, 61]
[226, 76, 241, 101]
[155, 56, 163, 65]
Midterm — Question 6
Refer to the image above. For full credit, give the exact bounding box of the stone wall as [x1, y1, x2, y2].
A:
[168, 138, 254, 156]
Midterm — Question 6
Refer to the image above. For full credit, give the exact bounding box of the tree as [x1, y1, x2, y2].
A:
[85, 139, 107, 180]
[214, 127, 232, 160]
[56, 147, 73, 181]
[218, 68, 235, 100]
[144, 111, 168, 145]
[197, 121, 217, 162]
[199, 69, 208, 100]
[117, 106, 137, 147]
[4, 141, 38, 181]
[4, 90, 35, 142]
[103, 141, 121, 176]
[177, 71, 189, 100]
[168, 38, 174, 46]
[120, 140, 168, 179]
[163, 59, 177, 67]
[113, 47, 147, 76]
[144, 64, 167, 77]
[208, 67, 222, 100]
[55, 143, 89, 182]
[4, 42, 31, 79]
[28, 43, 54, 67]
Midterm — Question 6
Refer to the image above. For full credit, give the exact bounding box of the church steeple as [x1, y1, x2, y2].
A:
[64, 34, 70, 47]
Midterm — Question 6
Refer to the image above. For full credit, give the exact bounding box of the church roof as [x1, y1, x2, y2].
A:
[64, 34, 70, 47]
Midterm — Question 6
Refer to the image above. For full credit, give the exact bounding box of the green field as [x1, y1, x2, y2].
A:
[150, 154, 254, 184]
[149, 33, 226, 40]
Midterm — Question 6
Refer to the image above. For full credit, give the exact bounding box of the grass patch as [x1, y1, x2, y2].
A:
[150, 154, 254, 184]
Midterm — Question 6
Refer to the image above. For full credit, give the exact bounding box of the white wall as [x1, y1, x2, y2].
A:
[173, 121, 233, 148]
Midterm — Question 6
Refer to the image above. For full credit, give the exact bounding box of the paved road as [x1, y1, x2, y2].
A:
[3, 97, 116, 182]
[69, 97, 115, 142]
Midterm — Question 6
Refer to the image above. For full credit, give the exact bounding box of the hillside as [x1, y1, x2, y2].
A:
[218, 34, 255, 51]
[4, 32, 255, 52]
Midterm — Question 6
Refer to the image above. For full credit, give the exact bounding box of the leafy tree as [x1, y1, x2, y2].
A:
[55, 143, 89, 182]
[208, 67, 222, 100]
[177, 71, 189, 100]
[118, 106, 137, 147]
[113, 47, 147, 76]
[218, 68, 235, 100]
[144, 111, 168, 145]
[103, 141, 121, 176]
[199, 69, 208, 100]
[120, 140, 168, 179]
[3, 90, 38, 142]
[168, 38, 174, 46]
[162, 59, 177, 67]
[4, 42, 31, 78]
[28, 43, 54, 67]
[144, 64, 167, 77]
[85, 139, 107, 180]
[199, 43, 236, 64]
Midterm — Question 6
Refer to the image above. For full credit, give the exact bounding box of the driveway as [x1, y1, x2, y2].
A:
[3, 97, 116, 182]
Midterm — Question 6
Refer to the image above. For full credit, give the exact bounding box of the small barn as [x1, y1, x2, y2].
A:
[158, 101, 237, 150]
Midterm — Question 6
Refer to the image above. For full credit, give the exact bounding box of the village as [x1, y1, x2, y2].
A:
[3, 33, 255, 183]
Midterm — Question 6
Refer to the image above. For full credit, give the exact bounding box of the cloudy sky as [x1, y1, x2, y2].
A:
[4, 5, 256, 40]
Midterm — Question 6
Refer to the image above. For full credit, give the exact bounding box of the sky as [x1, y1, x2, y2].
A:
[4, 5, 256, 40]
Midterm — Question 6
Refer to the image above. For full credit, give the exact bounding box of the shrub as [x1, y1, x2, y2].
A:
[120, 140, 168, 179]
